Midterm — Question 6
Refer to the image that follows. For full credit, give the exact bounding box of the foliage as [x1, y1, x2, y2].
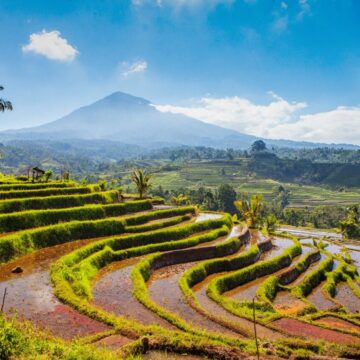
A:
[251, 140, 267, 153]
[132, 169, 152, 199]
[263, 213, 279, 233]
[234, 194, 264, 228]
[0, 199, 153, 233]
[0, 315, 118, 360]
[0, 190, 120, 213]
[339, 205, 360, 239]
[0, 185, 96, 200]
[216, 184, 237, 214]
[0, 85, 12, 112]
[171, 193, 189, 206]
[207, 240, 301, 321]
[44, 169, 53, 182]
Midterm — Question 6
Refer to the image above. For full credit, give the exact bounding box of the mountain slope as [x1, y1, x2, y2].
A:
[10, 92, 255, 148]
[3, 91, 359, 150]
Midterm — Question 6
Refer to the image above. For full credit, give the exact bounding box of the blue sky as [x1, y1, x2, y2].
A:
[1, 0, 360, 144]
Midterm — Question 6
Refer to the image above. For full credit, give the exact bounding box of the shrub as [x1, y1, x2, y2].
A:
[0, 182, 74, 191]
[0, 205, 198, 263]
[0, 186, 96, 200]
[0, 200, 153, 233]
[0, 190, 120, 213]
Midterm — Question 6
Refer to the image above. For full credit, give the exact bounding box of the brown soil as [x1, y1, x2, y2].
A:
[334, 282, 360, 313]
[316, 316, 360, 334]
[0, 238, 111, 339]
[307, 282, 338, 311]
[148, 261, 242, 337]
[193, 273, 282, 340]
[271, 317, 360, 345]
[93, 334, 133, 349]
[273, 292, 307, 315]
[92, 258, 176, 329]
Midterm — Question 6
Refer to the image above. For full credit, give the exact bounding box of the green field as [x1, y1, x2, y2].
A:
[114, 160, 360, 208]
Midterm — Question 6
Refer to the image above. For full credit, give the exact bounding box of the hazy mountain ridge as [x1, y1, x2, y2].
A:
[2, 91, 359, 150]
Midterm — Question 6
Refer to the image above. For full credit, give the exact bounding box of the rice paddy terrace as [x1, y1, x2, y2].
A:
[1, 180, 360, 359]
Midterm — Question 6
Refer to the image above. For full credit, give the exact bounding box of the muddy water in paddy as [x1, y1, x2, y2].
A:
[172, 234, 290, 339]
[0, 239, 110, 339]
[279, 226, 342, 241]
[334, 282, 360, 313]
[290, 253, 326, 287]
[195, 213, 222, 222]
[92, 258, 176, 330]
[272, 317, 360, 345]
[148, 261, 241, 337]
[146, 225, 252, 337]
[307, 281, 338, 311]
[223, 237, 295, 302]
[192, 272, 282, 339]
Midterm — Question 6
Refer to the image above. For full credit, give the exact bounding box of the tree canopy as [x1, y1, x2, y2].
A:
[0, 86, 13, 112]
[251, 140, 267, 153]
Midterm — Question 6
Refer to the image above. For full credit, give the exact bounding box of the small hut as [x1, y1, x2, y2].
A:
[31, 167, 45, 182]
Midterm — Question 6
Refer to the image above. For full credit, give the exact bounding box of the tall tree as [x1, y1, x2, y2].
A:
[216, 184, 237, 214]
[0, 86, 13, 112]
[132, 169, 152, 199]
[250, 140, 267, 153]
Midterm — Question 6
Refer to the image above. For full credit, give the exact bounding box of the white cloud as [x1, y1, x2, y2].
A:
[153, 94, 360, 145]
[22, 30, 78, 62]
[121, 60, 148, 77]
[297, 0, 311, 20]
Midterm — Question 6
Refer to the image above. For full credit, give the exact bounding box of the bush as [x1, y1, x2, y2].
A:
[0, 190, 120, 213]
[0, 199, 153, 233]
[292, 256, 334, 297]
[206, 240, 301, 320]
[0, 182, 74, 191]
[0, 205, 198, 263]
[0, 186, 96, 200]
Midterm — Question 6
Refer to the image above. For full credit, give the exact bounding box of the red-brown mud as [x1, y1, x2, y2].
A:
[92, 258, 176, 330]
[316, 316, 360, 334]
[0, 239, 110, 339]
[273, 292, 307, 314]
[271, 318, 360, 345]
[192, 273, 282, 339]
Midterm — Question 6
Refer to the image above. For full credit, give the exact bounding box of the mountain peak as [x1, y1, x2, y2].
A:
[98, 91, 150, 107]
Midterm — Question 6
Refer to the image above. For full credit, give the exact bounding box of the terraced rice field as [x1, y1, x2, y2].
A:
[1, 181, 360, 359]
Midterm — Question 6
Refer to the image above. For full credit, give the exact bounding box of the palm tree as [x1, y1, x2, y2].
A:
[234, 194, 263, 228]
[0, 86, 13, 112]
[131, 169, 152, 199]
